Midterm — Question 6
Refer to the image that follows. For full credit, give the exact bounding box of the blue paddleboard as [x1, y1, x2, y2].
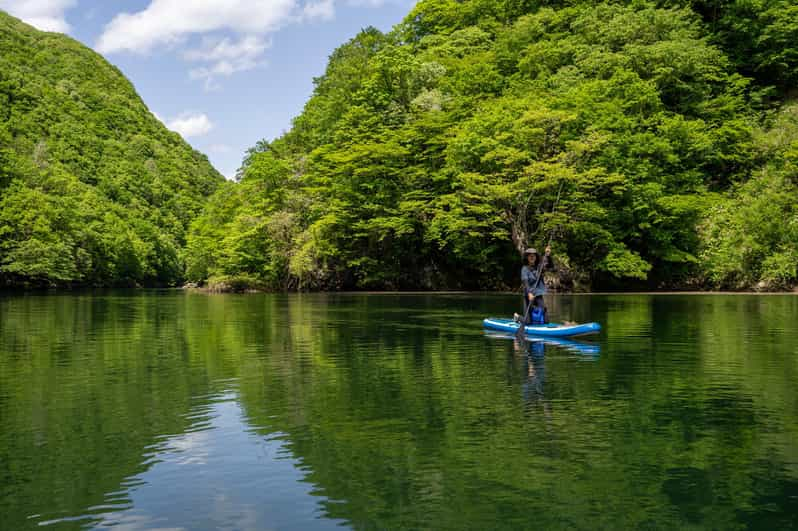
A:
[483, 318, 601, 337]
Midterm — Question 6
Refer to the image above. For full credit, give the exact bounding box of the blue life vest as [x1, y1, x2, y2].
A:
[530, 306, 546, 325]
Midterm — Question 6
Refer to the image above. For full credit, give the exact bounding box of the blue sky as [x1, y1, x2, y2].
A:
[0, 0, 417, 178]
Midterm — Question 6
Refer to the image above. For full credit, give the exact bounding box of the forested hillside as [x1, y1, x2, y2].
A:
[0, 12, 223, 288]
[186, 0, 798, 292]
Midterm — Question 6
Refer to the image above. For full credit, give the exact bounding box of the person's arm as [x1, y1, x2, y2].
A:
[521, 266, 534, 301]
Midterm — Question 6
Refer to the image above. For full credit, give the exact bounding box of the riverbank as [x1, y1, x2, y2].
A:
[181, 285, 798, 295]
[4, 281, 797, 295]
[184, 271, 798, 294]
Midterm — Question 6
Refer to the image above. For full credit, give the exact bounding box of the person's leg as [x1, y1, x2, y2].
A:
[533, 295, 547, 324]
[519, 292, 533, 323]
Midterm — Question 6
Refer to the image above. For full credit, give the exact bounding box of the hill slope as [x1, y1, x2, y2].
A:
[0, 11, 223, 287]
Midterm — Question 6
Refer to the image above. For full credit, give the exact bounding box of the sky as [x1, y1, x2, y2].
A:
[0, 0, 417, 179]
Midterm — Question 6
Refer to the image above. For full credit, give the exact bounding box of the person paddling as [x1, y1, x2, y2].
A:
[517, 246, 555, 325]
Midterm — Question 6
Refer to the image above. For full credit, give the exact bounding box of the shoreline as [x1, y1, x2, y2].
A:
[183, 287, 798, 296]
[3, 286, 797, 296]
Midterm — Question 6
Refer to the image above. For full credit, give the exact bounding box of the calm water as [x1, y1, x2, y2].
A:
[1, 292, 797, 530]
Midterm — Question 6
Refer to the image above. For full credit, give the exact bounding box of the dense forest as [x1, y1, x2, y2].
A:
[1, 1, 797, 291]
[186, 0, 798, 292]
[0, 12, 223, 288]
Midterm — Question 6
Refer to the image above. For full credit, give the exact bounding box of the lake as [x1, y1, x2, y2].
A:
[1, 292, 796, 530]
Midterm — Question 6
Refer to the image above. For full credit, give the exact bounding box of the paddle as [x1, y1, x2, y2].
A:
[515, 179, 564, 343]
[516, 296, 532, 340]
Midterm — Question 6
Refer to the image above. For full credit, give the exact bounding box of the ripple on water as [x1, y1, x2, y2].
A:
[1, 292, 797, 530]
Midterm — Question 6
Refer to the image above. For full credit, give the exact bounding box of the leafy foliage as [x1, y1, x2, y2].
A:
[4, 0, 797, 291]
[700, 103, 798, 288]
[188, 0, 798, 291]
[0, 12, 222, 287]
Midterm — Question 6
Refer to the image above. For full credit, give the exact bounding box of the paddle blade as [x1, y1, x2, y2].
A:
[515, 308, 528, 340]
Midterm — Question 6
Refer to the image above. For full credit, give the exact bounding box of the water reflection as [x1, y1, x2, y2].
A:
[503, 336, 600, 410]
[485, 330, 602, 357]
[35, 391, 344, 530]
[523, 347, 546, 404]
[1, 293, 797, 530]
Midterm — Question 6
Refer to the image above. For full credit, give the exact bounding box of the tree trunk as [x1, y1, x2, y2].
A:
[509, 210, 528, 257]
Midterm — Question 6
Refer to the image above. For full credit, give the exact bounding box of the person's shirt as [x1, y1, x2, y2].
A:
[521, 256, 555, 296]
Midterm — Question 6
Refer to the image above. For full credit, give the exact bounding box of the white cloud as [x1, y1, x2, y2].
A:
[94, 0, 331, 89]
[184, 35, 270, 64]
[96, 0, 298, 55]
[347, 0, 385, 5]
[0, 0, 76, 33]
[302, 0, 335, 21]
[346, 0, 411, 6]
[185, 35, 271, 90]
[93, 0, 402, 89]
[165, 113, 214, 138]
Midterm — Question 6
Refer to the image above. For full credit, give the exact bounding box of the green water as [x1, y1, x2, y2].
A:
[1, 292, 796, 530]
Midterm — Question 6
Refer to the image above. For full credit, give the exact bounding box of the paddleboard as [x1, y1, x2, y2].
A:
[483, 318, 601, 337]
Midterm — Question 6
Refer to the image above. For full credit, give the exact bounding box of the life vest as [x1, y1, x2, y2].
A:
[530, 305, 546, 325]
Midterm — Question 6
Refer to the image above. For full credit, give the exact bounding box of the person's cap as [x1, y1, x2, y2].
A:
[524, 248, 539, 255]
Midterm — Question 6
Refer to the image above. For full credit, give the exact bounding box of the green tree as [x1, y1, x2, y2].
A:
[184, 0, 796, 291]
[0, 11, 223, 287]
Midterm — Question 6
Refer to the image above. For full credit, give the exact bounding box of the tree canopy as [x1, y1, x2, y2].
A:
[186, 0, 798, 291]
[0, 11, 223, 287]
[2, 0, 796, 291]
